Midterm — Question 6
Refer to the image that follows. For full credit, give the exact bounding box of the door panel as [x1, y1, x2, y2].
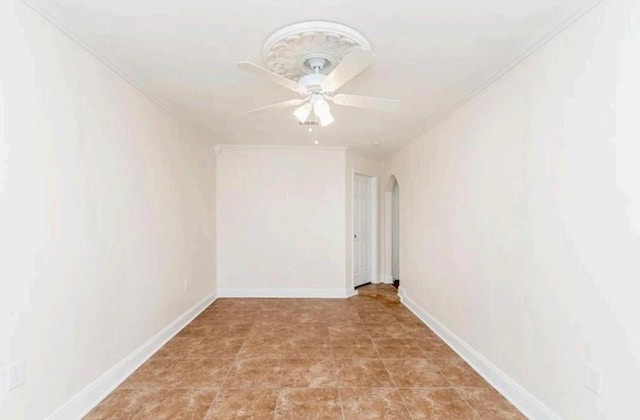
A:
[354, 174, 372, 287]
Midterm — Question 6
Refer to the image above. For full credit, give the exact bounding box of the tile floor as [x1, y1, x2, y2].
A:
[85, 289, 525, 419]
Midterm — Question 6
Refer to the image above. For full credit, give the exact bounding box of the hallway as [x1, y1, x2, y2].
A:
[86, 295, 524, 419]
[356, 283, 401, 304]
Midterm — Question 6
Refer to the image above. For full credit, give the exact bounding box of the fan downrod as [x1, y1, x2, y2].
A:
[306, 57, 328, 74]
[298, 57, 329, 91]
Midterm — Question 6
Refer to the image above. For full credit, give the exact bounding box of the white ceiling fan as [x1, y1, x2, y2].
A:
[236, 47, 400, 127]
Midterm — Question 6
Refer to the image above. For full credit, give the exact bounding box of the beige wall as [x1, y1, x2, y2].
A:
[3, 0, 639, 418]
[216, 146, 347, 296]
[384, 0, 640, 418]
[217, 147, 385, 296]
[0, 1, 217, 418]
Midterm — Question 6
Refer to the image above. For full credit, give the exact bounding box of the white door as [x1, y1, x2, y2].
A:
[354, 174, 372, 287]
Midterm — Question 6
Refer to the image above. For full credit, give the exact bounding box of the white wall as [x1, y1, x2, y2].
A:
[216, 146, 347, 297]
[384, 0, 640, 418]
[0, 1, 217, 418]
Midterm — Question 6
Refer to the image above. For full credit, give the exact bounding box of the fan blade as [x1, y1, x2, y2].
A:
[330, 94, 400, 112]
[321, 48, 375, 93]
[248, 99, 306, 114]
[237, 62, 307, 95]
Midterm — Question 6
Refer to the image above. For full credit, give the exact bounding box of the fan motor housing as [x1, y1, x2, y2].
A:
[298, 73, 326, 90]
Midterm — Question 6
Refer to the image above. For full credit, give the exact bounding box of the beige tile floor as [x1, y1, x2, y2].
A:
[85, 290, 525, 419]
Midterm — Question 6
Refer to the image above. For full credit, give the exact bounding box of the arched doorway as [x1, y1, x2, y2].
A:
[384, 175, 400, 288]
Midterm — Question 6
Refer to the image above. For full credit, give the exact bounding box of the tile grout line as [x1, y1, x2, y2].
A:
[202, 313, 253, 419]
[274, 352, 286, 419]
[90, 294, 519, 418]
[360, 303, 415, 420]
[374, 329, 416, 420]
[272, 386, 280, 420]
[455, 387, 484, 419]
[400, 306, 485, 419]
[337, 387, 346, 420]
[418, 338, 476, 418]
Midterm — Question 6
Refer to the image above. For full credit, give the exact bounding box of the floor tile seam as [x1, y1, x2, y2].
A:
[119, 384, 221, 391]
[398, 386, 482, 419]
[419, 342, 434, 360]
[91, 389, 147, 420]
[372, 358, 416, 420]
[212, 342, 245, 402]
[395, 385, 419, 420]
[336, 387, 346, 420]
[201, 385, 225, 419]
[361, 387, 414, 420]
[271, 386, 283, 420]
[453, 387, 485, 419]
[233, 327, 261, 360]
[151, 354, 242, 360]
[375, 342, 403, 394]
[425, 356, 458, 389]
[455, 387, 482, 419]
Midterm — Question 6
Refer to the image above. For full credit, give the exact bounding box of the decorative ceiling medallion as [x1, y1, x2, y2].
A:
[262, 21, 371, 81]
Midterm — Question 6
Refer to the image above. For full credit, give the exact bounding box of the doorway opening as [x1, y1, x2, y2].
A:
[384, 175, 400, 289]
[353, 173, 377, 289]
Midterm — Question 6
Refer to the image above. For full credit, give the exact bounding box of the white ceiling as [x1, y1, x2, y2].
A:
[27, 0, 594, 158]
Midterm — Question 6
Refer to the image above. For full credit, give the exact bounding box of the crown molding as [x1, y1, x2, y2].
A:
[21, 0, 218, 143]
[22, 0, 604, 156]
[217, 144, 348, 153]
[419, 0, 605, 134]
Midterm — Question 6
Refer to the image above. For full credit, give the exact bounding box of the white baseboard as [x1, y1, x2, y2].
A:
[399, 288, 560, 420]
[46, 292, 218, 420]
[218, 288, 351, 298]
[382, 275, 394, 284]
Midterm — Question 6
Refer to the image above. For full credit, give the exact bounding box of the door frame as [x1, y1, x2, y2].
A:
[391, 178, 399, 281]
[351, 172, 378, 290]
[383, 175, 399, 284]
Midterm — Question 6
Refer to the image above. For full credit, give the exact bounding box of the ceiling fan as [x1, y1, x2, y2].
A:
[236, 48, 400, 127]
